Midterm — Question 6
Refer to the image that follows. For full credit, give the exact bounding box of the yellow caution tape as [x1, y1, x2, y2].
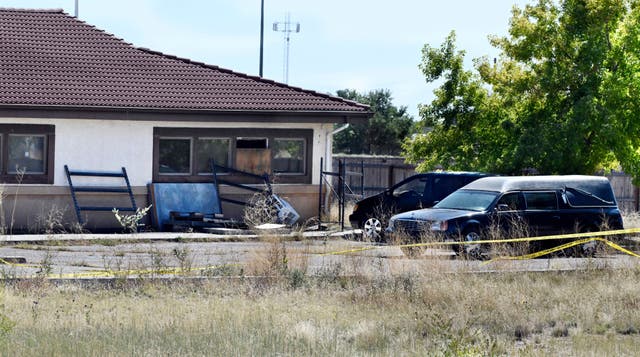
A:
[0, 257, 39, 269]
[321, 228, 640, 257]
[486, 237, 640, 262]
[50, 263, 240, 279]
[1, 228, 638, 279]
[0, 260, 238, 279]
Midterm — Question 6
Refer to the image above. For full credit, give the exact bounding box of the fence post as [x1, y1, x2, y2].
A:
[360, 160, 365, 197]
[318, 157, 324, 223]
[339, 160, 345, 231]
[388, 165, 395, 188]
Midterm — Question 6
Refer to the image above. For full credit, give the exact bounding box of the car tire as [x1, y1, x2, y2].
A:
[459, 228, 488, 260]
[568, 225, 601, 257]
[362, 217, 384, 242]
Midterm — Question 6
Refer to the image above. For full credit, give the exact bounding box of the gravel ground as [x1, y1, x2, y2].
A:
[0, 230, 638, 279]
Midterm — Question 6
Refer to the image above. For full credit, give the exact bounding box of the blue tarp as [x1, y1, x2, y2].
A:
[149, 183, 222, 230]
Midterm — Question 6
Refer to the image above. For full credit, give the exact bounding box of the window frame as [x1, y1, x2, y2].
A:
[153, 128, 313, 184]
[0, 124, 54, 184]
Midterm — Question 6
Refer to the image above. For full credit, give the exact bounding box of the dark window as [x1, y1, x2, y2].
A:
[236, 138, 267, 149]
[8, 134, 46, 174]
[0, 125, 54, 184]
[524, 192, 558, 210]
[497, 192, 525, 210]
[393, 177, 428, 198]
[196, 138, 230, 175]
[153, 128, 312, 184]
[564, 187, 615, 206]
[432, 176, 469, 201]
[159, 138, 191, 175]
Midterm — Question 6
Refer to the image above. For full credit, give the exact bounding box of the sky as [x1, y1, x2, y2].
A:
[1, 0, 532, 118]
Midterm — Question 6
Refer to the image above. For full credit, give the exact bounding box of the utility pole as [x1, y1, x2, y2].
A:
[74, 0, 79, 18]
[259, 0, 264, 77]
[273, 13, 300, 84]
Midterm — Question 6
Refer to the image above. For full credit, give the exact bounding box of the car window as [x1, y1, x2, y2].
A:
[392, 177, 428, 197]
[496, 192, 525, 210]
[432, 176, 470, 201]
[564, 187, 615, 206]
[524, 191, 558, 210]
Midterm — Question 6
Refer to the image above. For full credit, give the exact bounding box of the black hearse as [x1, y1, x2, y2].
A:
[349, 172, 490, 240]
[386, 175, 624, 257]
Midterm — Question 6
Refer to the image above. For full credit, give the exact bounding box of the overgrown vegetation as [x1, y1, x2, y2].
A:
[0, 267, 639, 355]
[112, 205, 152, 233]
[243, 192, 280, 228]
[0, 190, 635, 355]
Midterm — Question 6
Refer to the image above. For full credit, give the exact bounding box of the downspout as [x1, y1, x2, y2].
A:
[324, 123, 350, 170]
[323, 123, 350, 216]
[332, 123, 351, 135]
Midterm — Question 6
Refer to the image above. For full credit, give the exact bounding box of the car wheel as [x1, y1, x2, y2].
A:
[460, 228, 488, 260]
[569, 226, 600, 257]
[362, 217, 383, 241]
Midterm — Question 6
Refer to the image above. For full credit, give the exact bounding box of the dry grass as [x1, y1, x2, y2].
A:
[0, 214, 638, 355]
[326, 201, 355, 225]
[0, 267, 639, 355]
[243, 192, 279, 228]
[623, 211, 640, 229]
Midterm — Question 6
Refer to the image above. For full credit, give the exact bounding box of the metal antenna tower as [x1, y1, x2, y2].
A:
[259, 0, 264, 77]
[273, 13, 300, 84]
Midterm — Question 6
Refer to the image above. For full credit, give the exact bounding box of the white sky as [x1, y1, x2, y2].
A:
[1, 0, 532, 118]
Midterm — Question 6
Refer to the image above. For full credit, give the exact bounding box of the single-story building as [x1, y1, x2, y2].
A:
[0, 8, 371, 232]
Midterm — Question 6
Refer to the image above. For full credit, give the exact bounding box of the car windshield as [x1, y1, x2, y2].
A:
[434, 190, 498, 211]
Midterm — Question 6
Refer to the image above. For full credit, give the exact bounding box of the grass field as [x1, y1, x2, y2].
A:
[0, 212, 638, 355]
[0, 264, 639, 355]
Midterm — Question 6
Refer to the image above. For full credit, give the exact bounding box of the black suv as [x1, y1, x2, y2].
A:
[386, 175, 624, 257]
[349, 172, 490, 240]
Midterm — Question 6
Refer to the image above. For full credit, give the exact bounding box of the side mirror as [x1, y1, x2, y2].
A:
[497, 204, 510, 211]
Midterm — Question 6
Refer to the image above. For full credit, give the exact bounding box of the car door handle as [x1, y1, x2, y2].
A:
[552, 216, 560, 220]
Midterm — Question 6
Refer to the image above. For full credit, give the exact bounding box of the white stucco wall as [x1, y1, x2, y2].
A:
[0, 117, 333, 186]
[55, 119, 154, 186]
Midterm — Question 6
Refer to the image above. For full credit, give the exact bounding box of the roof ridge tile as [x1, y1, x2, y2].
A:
[0, 8, 64, 13]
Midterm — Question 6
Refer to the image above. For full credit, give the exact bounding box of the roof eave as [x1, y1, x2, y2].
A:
[0, 104, 372, 124]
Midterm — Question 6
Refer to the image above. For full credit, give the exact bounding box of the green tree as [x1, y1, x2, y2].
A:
[405, 0, 640, 181]
[334, 89, 415, 155]
[601, 1, 640, 181]
[403, 31, 497, 171]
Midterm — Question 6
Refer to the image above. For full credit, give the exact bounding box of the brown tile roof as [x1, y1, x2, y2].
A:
[0, 8, 370, 115]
